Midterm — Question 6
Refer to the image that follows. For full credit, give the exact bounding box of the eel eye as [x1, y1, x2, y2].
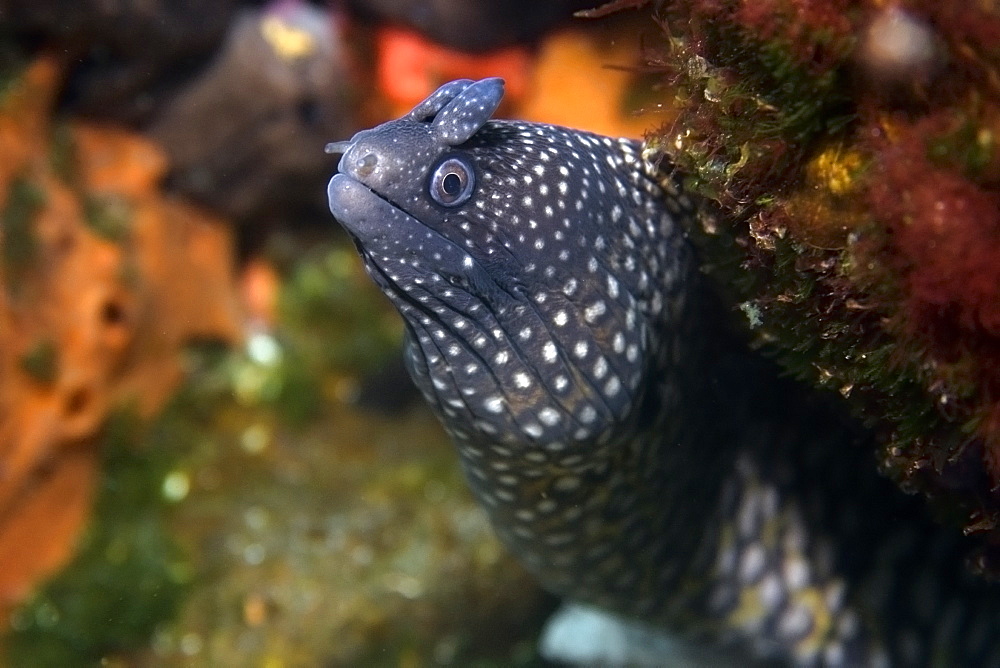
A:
[429, 156, 475, 207]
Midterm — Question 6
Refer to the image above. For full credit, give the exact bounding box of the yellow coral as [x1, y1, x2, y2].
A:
[806, 145, 865, 196]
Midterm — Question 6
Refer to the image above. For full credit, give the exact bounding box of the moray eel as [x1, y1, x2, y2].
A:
[327, 78, 1000, 666]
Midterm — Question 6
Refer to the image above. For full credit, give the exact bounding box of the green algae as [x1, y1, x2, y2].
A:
[2, 176, 45, 290]
[4, 411, 191, 667]
[681, 176, 972, 512]
[925, 112, 998, 181]
[278, 242, 404, 377]
[651, 9, 854, 211]
[257, 240, 404, 427]
[644, 1, 1000, 553]
[19, 338, 58, 384]
[599, 7, 980, 515]
[83, 193, 132, 242]
[48, 123, 79, 186]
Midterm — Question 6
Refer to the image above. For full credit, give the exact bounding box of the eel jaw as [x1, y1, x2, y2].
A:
[327, 173, 439, 258]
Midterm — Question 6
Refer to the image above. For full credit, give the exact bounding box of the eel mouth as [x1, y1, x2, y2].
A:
[328, 174, 476, 293]
[327, 173, 422, 246]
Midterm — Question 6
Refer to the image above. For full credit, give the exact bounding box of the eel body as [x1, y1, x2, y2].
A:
[327, 78, 1000, 666]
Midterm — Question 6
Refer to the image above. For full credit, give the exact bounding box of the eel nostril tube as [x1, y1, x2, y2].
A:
[324, 140, 352, 154]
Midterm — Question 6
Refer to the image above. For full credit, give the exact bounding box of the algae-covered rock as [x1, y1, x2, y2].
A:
[0, 56, 240, 620]
[633, 0, 1000, 567]
[3, 412, 190, 668]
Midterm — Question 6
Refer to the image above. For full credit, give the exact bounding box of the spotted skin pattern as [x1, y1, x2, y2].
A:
[328, 79, 1000, 666]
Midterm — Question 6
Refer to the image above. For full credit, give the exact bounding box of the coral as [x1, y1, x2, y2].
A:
[0, 56, 241, 620]
[376, 26, 533, 117]
[518, 28, 673, 138]
[631, 1, 1000, 563]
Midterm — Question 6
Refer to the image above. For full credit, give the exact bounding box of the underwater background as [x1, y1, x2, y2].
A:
[1, 0, 999, 665]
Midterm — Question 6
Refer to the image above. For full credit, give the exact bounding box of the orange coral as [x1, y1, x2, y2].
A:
[376, 26, 532, 117]
[519, 30, 672, 139]
[375, 24, 668, 140]
[0, 58, 60, 193]
[0, 57, 242, 619]
[241, 258, 281, 329]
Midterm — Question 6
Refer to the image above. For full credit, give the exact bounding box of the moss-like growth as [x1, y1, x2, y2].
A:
[277, 243, 403, 378]
[636, 0, 1000, 565]
[83, 193, 132, 241]
[2, 176, 45, 289]
[647, 0, 854, 211]
[19, 339, 58, 384]
[4, 410, 192, 666]
[222, 239, 403, 428]
[48, 123, 79, 186]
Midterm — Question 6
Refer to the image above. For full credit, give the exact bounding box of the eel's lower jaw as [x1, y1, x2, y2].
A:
[327, 173, 393, 242]
[327, 174, 471, 286]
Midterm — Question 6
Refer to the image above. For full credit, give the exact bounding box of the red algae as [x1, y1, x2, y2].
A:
[733, 0, 855, 70]
[921, 4, 1000, 99]
[867, 113, 1000, 474]
[874, 124, 1000, 336]
[639, 0, 1000, 554]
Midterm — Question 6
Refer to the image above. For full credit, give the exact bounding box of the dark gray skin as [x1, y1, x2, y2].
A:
[328, 78, 1000, 666]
